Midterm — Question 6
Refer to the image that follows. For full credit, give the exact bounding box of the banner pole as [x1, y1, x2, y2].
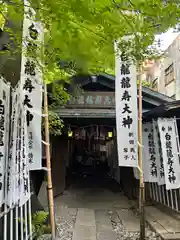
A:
[44, 83, 56, 239]
[138, 67, 145, 240]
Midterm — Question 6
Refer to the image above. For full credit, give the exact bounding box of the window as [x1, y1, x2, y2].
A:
[165, 64, 174, 85]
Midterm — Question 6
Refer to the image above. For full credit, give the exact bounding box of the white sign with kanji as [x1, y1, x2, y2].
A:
[0, 77, 10, 208]
[158, 118, 180, 190]
[153, 120, 165, 185]
[142, 122, 159, 183]
[7, 86, 20, 208]
[20, 0, 43, 170]
[115, 41, 138, 167]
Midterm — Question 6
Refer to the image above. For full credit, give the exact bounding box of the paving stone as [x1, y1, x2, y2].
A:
[146, 212, 168, 235]
[55, 207, 77, 219]
[95, 209, 117, 240]
[95, 210, 112, 229]
[75, 208, 96, 227]
[97, 229, 117, 240]
[117, 209, 140, 232]
[72, 225, 96, 240]
[145, 206, 180, 234]
[161, 233, 180, 240]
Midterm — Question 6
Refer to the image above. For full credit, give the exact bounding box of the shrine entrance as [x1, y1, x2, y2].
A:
[51, 73, 172, 198]
[64, 117, 121, 193]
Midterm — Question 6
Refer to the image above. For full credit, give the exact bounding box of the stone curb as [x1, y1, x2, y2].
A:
[146, 213, 180, 240]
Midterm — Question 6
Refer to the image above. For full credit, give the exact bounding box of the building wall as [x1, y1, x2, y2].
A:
[140, 34, 180, 100]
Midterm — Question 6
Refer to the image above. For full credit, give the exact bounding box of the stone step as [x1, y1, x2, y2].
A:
[145, 206, 180, 240]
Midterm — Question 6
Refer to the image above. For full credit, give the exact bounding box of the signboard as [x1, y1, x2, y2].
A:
[68, 92, 115, 108]
[0, 77, 10, 207]
[7, 87, 19, 207]
[158, 118, 180, 190]
[7, 85, 30, 207]
[20, 0, 43, 170]
[142, 122, 158, 182]
[115, 42, 138, 167]
[153, 120, 165, 185]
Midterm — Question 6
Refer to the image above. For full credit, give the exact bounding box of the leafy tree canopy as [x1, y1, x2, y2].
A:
[1, 0, 180, 78]
[1, 0, 180, 135]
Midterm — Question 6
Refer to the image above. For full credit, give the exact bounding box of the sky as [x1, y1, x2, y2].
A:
[155, 28, 179, 51]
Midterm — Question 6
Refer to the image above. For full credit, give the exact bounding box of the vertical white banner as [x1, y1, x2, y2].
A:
[142, 122, 158, 182]
[19, 110, 31, 206]
[20, 1, 43, 170]
[158, 118, 180, 190]
[115, 41, 138, 167]
[153, 120, 165, 185]
[7, 87, 19, 207]
[0, 77, 10, 207]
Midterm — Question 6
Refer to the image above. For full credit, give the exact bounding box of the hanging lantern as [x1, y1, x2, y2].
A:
[68, 126, 73, 137]
[108, 131, 113, 138]
[68, 130, 73, 137]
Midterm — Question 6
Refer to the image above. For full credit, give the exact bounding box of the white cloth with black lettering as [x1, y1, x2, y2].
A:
[115, 40, 138, 167]
[158, 118, 180, 190]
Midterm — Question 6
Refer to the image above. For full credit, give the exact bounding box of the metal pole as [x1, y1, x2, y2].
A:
[138, 67, 145, 240]
[43, 83, 56, 239]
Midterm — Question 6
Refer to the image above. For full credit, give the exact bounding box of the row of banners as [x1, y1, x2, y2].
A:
[0, 1, 43, 208]
[115, 42, 180, 190]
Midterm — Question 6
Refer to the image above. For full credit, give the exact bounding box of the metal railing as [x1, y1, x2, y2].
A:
[149, 183, 180, 212]
[0, 197, 33, 240]
[148, 118, 180, 213]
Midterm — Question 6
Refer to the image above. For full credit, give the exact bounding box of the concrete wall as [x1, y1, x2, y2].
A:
[158, 35, 180, 99]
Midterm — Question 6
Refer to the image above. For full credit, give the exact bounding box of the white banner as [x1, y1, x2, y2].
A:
[115, 41, 138, 167]
[142, 122, 158, 182]
[19, 110, 31, 206]
[7, 85, 31, 207]
[7, 87, 20, 207]
[0, 77, 10, 207]
[20, 1, 43, 170]
[153, 120, 165, 185]
[158, 118, 180, 190]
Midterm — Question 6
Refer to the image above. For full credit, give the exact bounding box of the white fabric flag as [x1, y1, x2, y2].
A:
[158, 118, 180, 190]
[153, 120, 165, 185]
[142, 122, 158, 182]
[7, 87, 20, 207]
[19, 109, 31, 206]
[0, 77, 10, 207]
[20, 0, 43, 170]
[115, 41, 138, 167]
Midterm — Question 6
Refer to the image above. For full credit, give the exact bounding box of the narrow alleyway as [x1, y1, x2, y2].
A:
[54, 176, 158, 240]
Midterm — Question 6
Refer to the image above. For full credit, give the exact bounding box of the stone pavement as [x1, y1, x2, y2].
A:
[54, 186, 152, 240]
[145, 205, 180, 240]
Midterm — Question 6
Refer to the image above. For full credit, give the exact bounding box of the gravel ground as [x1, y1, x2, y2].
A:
[40, 208, 159, 240]
[55, 208, 77, 240]
[109, 210, 160, 240]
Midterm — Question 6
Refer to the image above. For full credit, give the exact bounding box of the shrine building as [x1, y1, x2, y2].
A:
[48, 73, 173, 198]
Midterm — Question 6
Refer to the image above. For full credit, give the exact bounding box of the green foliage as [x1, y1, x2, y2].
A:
[47, 110, 64, 136]
[1, 0, 180, 76]
[1, 0, 180, 135]
[18, 211, 50, 240]
[137, 79, 151, 88]
[31, 211, 50, 239]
